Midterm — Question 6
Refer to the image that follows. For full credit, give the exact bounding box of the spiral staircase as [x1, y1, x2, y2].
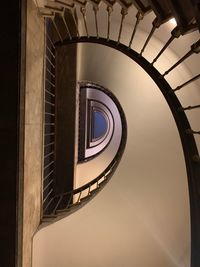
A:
[28, 0, 200, 266]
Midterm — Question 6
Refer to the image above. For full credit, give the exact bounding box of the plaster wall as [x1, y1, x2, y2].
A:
[32, 4, 199, 267]
[22, 0, 44, 266]
[32, 23, 196, 266]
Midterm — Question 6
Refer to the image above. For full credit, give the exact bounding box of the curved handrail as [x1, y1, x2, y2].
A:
[43, 80, 127, 216]
[54, 36, 200, 266]
[40, 2, 200, 265]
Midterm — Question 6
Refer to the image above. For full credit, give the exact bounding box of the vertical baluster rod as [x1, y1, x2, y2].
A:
[51, 17, 63, 42]
[61, 11, 72, 39]
[93, 6, 99, 38]
[129, 12, 143, 48]
[46, 55, 55, 68]
[88, 184, 91, 195]
[77, 191, 82, 202]
[71, 7, 80, 37]
[107, 6, 112, 41]
[46, 31, 56, 49]
[43, 197, 54, 213]
[47, 45, 55, 58]
[43, 189, 53, 203]
[152, 26, 181, 65]
[181, 104, 200, 111]
[46, 67, 55, 78]
[140, 18, 160, 56]
[163, 39, 200, 77]
[45, 89, 55, 97]
[80, 7, 89, 37]
[163, 51, 193, 77]
[186, 129, 200, 135]
[44, 17, 55, 49]
[46, 78, 55, 87]
[117, 8, 128, 44]
[52, 195, 63, 214]
[173, 73, 200, 92]
[66, 193, 73, 209]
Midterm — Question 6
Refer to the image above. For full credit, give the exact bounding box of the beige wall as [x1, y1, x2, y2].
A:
[32, 3, 200, 267]
[33, 41, 192, 267]
[23, 0, 44, 266]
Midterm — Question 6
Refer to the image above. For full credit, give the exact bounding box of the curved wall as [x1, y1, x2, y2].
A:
[33, 26, 193, 266]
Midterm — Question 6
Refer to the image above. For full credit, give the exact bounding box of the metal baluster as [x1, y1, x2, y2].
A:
[163, 39, 200, 77]
[46, 31, 56, 49]
[180, 104, 200, 111]
[47, 45, 55, 58]
[61, 11, 72, 39]
[152, 27, 181, 65]
[44, 161, 54, 170]
[43, 179, 53, 192]
[45, 100, 55, 107]
[44, 151, 54, 159]
[65, 193, 73, 209]
[173, 74, 200, 92]
[46, 67, 55, 78]
[46, 79, 55, 87]
[46, 55, 55, 68]
[88, 184, 91, 195]
[43, 189, 53, 203]
[45, 123, 55, 126]
[107, 6, 113, 41]
[43, 197, 54, 213]
[77, 191, 82, 202]
[117, 8, 128, 44]
[45, 89, 55, 97]
[129, 12, 143, 49]
[70, 7, 80, 37]
[52, 195, 63, 214]
[44, 141, 55, 147]
[93, 6, 99, 38]
[80, 7, 89, 37]
[140, 18, 160, 56]
[44, 169, 54, 181]
[45, 132, 55, 136]
[186, 129, 200, 135]
[51, 17, 63, 42]
[45, 112, 55, 116]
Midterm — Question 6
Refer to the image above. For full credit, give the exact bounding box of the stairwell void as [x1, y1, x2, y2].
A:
[21, 0, 200, 267]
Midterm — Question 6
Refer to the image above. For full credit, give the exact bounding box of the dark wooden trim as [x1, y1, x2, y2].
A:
[54, 44, 77, 195]
[0, 0, 24, 266]
[17, 0, 27, 266]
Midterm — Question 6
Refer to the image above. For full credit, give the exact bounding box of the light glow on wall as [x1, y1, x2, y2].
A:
[169, 18, 177, 25]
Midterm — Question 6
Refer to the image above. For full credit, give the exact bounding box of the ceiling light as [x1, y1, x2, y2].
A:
[169, 18, 177, 25]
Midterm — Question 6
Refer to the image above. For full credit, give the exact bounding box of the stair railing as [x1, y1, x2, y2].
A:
[35, 1, 200, 265]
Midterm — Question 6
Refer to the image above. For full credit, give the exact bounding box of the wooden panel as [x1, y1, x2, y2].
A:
[55, 44, 77, 194]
